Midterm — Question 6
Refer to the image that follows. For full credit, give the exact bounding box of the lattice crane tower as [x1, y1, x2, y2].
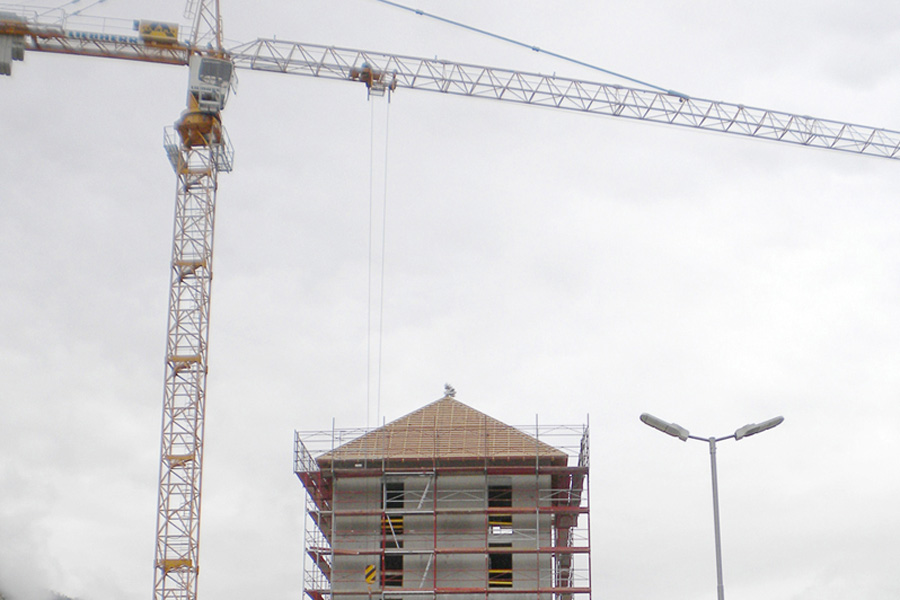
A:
[154, 1, 232, 599]
[4, 4, 900, 600]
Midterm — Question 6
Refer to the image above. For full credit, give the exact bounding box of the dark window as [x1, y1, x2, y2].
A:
[383, 539, 403, 587]
[489, 543, 513, 587]
[383, 481, 405, 535]
[385, 482, 404, 510]
[488, 485, 512, 506]
[488, 484, 513, 528]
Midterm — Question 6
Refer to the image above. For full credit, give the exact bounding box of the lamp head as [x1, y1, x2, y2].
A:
[640, 413, 690, 441]
[734, 416, 784, 440]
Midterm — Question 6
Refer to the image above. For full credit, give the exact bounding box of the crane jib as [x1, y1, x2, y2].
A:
[4, 10, 900, 161]
[225, 39, 900, 161]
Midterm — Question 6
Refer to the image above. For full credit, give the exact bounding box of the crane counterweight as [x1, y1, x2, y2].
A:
[0, 12, 25, 75]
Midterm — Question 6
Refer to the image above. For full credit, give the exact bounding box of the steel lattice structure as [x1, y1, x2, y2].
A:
[151, 2, 230, 600]
[153, 126, 232, 600]
[227, 39, 900, 160]
[185, 0, 223, 52]
[6, 16, 900, 160]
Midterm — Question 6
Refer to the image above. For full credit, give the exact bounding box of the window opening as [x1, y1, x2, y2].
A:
[488, 543, 513, 587]
[383, 481, 404, 536]
[383, 538, 403, 587]
[385, 481, 404, 510]
[488, 484, 513, 534]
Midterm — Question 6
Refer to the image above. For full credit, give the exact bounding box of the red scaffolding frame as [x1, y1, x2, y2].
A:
[294, 397, 590, 600]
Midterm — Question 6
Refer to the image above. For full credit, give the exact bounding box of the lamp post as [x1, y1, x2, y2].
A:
[639, 413, 783, 600]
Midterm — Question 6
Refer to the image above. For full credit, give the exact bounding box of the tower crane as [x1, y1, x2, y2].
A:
[4, 3, 232, 600]
[2, 4, 900, 600]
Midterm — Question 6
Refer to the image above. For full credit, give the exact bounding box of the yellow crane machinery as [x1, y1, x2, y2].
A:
[3, 4, 900, 600]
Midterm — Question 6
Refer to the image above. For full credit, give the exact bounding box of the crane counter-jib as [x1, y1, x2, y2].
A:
[0, 10, 189, 67]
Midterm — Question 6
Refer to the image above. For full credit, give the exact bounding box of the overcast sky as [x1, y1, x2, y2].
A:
[2, 1, 900, 599]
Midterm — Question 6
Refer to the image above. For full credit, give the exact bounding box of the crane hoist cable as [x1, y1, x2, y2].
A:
[370, 0, 686, 98]
[366, 96, 391, 429]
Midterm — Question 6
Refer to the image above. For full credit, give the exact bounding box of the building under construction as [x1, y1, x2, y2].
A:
[294, 392, 590, 600]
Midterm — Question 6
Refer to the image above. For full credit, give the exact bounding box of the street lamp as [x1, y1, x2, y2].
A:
[639, 413, 783, 600]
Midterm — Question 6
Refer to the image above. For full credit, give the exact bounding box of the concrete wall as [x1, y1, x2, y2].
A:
[329, 471, 555, 600]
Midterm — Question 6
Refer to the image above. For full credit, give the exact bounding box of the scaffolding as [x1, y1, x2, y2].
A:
[294, 398, 590, 600]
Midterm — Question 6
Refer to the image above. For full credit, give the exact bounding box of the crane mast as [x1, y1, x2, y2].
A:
[153, 3, 231, 600]
[184, 0, 224, 51]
